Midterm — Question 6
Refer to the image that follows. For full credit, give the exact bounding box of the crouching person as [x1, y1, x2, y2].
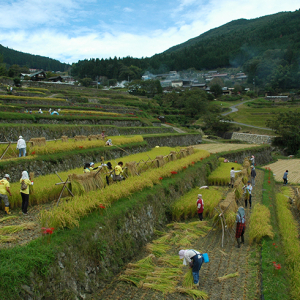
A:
[0, 174, 12, 215]
[179, 249, 204, 286]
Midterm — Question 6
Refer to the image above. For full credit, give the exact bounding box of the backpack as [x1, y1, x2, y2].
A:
[21, 180, 28, 190]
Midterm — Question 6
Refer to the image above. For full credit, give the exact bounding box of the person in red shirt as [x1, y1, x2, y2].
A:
[196, 194, 204, 221]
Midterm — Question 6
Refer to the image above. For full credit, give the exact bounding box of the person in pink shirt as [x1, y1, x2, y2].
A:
[196, 194, 204, 221]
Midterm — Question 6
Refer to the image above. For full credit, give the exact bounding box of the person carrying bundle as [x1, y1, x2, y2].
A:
[0, 174, 12, 215]
[178, 249, 204, 286]
[235, 207, 246, 248]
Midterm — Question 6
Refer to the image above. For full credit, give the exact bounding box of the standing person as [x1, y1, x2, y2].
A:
[244, 181, 253, 208]
[20, 171, 33, 215]
[250, 166, 256, 187]
[235, 207, 246, 248]
[49, 108, 52, 114]
[283, 170, 288, 185]
[114, 161, 124, 181]
[16, 136, 26, 157]
[0, 174, 12, 215]
[250, 155, 255, 166]
[230, 167, 241, 188]
[196, 194, 204, 221]
[179, 249, 204, 286]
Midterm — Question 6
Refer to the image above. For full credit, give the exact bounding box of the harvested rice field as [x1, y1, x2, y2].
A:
[193, 143, 259, 153]
[264, 159, 300, 184]
[93, 170, 264, 300]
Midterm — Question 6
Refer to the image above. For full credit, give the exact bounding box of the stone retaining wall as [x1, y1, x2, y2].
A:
[231, 132, 274, 144]
[0, 125, 173, 141]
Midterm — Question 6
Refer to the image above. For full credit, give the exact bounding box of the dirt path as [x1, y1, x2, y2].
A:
[93, 171, 263, 300]
[161, 124, 186, 134]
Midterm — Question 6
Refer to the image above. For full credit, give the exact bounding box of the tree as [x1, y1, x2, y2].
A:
[79, 77, 93, 87]
[267, 111, 300, 154]
[210, 84, 223, 97]
[181, 89, 208, 118]
[203, 113, 234, 134]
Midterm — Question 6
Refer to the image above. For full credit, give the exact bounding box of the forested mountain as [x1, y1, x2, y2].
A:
[71, 10, 300, 91]
[0, 44, 69, 72]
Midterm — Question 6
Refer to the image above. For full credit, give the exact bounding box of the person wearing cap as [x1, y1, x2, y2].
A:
[250, 166, 256, 187]
[196, 194, 204, 221]
[16, 136, 26, 157]
[20, 171, 34, 215]
[235, 207, 246, 248]
[230, 167, 241, 188]
[243, 181, 253, 208]
[0, 174, 12, 215]
[84, 162, 99, 173]
[178, 249, 204, 286]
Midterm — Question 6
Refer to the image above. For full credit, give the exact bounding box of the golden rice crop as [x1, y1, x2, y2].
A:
[0, 235, 17, 243]
[8, 146, 191, 208]
[39, 150, 210, 228]
[171, 187, 223, 221]
[146, 243, 170, 257]
[276, 191, 300, 299]
[248, 203, 274, 244]
[208, 162, 242, 186]
[0, 95, 66, 101]
[63, 109, 122, 116]
[0, 216, 18, 223]
[183, 269, 194, 289]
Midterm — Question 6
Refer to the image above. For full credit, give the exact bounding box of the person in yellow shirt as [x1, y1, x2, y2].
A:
[0, 174, 12, 215]
[114, 161, 124, 181]
[20, 171, 34, 215]
[83, 162, 99, 173]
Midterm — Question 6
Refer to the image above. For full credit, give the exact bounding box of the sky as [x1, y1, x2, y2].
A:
[0, 0, 299, 64]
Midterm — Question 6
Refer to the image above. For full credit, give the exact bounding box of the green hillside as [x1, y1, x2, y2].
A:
[0, 44, 69, 71]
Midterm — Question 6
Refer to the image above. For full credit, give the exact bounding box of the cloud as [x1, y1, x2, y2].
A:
[0, 0, 299, 64]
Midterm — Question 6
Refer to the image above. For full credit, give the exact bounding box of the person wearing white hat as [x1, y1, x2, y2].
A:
[179, 249, 204, 286]
[20, 171, 34, 215]
[16, 136, 26, 157]
[0, 174, 12, 214]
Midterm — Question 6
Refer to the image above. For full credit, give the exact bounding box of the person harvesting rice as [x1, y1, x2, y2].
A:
[230, 167, 241, 188]
[0, 174, 12, 215]
[20, 171, 34, 215]
[196, 194, 204, 221]
[179, 249, 204, 286]
[235, 207, 246, 248]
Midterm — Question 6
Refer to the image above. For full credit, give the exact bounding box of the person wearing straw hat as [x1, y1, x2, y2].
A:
[16, 136, 26, 157]
[235, 207, 246, 248]
[20, 171, 34, 215]
[0, 174, 12, 215]
[179, 249, 204, 286]
[196, 194, 204, 221]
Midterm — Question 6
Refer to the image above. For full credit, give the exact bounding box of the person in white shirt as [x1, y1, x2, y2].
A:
[16, 136, 26, 157]
[243, 181, 253, 208]
[179, 249, 204, 286]
[230, 167, 241, 188]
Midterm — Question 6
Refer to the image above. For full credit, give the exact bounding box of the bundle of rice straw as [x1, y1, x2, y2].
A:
[219, 192, 238, 213]
[125, 161, 138, 176]
[29, 137, 46, 147]
[217, 272, 239, 282]
[69, 171, 104, 194]
[180, 149, 187, 158]
[186, 146, 194, 155]
[88, 135, 98, 141]
[61, 136, 68, 142]
[169, 151, 177, 161]
[243, 158, 250, 168]
[155, 155, 165, 168]
[74, 135, 87, 142]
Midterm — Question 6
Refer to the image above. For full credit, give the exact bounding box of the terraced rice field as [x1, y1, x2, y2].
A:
[193, 143, 259, 153]
[264, 159, 300, 184]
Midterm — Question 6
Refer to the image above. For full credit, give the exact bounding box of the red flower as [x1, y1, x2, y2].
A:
[159, 177, 163, 180]
[200, 158, 203, 160]
[99, 204, 105, 209]
[191, 162, 195, 165]
[273, 243, 276, 246]
[41, 227, 55, 235]
[79, 146, 83, 149]
[268, 181, 271, 184]
[31, 151, 36, 155]
[235, 161, 237, 163]
[183, 166, 187, 169]
[170, 171, 177, 175]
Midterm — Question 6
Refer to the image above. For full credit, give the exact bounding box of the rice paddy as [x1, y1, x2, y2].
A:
[208, 162, 242, 186]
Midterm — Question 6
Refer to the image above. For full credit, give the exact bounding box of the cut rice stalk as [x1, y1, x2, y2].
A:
[217, 272, 239, 282]
[0, 235, 17, 243]
[176, 287, 209, 300]
[0, 216, 18, 223]
[183, 269, 194, 289]
[157, 255, 183, 267]
[0, 222, 35, 234]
